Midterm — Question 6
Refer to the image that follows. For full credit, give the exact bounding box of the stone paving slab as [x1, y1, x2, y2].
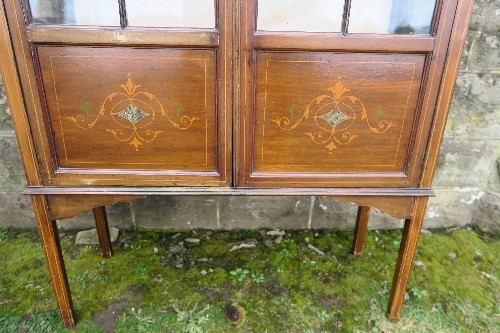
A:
[75, 227, 120, 245]
[57, 202, 134, 231]
[132, 196, 218, 229]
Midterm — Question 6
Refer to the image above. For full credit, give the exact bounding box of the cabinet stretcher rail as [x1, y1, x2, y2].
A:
[25, 186, 435, 197]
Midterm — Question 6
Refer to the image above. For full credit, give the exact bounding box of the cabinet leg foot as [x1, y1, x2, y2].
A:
[31, 195, 76, 328]
[387, 197, 428, 321]
[93, 206, 113, 258]
[351, 206, 370, 257]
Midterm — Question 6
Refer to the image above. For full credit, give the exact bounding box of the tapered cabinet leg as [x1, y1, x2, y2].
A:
[31, 195, 76, 328]
[93, 206, 113, 258]
[351, 206, 371, 257]
[387, 197, 428, 321]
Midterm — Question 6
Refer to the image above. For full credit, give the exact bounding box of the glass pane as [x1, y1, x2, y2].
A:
[126, 0, 215, 28]
[29, 0, 120, 26]
[349, 0, 436, 34]
[258, 0, 344, 32]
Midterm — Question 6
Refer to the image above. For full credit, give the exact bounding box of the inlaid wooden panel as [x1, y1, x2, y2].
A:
[250, 52, 425, 179]
[37, 46, 217, 172]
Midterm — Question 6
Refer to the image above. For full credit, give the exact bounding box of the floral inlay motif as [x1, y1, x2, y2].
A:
[273, 79, 394, 154]
[68, 74, 198, 151]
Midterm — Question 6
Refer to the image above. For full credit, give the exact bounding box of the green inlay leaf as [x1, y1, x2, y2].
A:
[286, 105, 295, 120]
[80, 102, 89, 118]
[376, 106, 385, 123]
[176, 103, 185, 119]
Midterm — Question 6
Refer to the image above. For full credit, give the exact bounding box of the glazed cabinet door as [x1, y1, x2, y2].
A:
[237, 0, 460, 188]
[4, 0, 232, 186]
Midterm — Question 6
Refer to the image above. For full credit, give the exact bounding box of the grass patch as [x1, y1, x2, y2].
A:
[0, 227, 498, 332]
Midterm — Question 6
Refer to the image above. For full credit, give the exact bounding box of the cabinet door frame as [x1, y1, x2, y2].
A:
[235, 0, 460, 188]
[3, 0, 233, 187]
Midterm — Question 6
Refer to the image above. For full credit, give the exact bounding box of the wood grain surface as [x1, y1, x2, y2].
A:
[38, 46, 217, 171]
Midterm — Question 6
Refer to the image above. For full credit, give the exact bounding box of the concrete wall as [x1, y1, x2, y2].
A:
[0, 0, 498, 233]
[428, 0, 500, 233]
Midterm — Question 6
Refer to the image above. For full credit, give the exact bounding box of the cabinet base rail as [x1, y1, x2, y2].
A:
[26, 186, 435, 197]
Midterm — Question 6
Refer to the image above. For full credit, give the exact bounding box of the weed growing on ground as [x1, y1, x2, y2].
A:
[408, 287, 428, 301]
[250, 271, 265, 284]
[173, 304, 210, 333]
[280, 248, 291, 261]
[316, 309, 331, 322]
[229, 268, 249, 282]
[134, 267, 149, 278]
[0, 228, 8, 243]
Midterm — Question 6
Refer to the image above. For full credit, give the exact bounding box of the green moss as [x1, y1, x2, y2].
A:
[0, 228, 498, 332]
[412, 230, 498, 310]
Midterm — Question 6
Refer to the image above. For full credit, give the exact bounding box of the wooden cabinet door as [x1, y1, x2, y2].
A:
[4, 0, 232, 187]
[237, 0, 460, 188]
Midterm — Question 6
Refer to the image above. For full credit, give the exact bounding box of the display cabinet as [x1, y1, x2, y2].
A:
[0, 0, 474, 328]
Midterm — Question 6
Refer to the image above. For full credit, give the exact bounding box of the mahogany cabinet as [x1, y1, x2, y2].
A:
[0, 0, 474, 328]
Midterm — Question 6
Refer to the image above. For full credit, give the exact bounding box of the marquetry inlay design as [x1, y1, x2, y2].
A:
[273, 79, 394, 154]
[68, 74, 199, 151]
